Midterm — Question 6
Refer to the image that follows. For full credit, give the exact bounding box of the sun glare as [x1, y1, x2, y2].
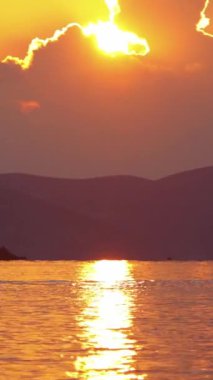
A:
[91, 260, 130, 283]
[197, 0, 213, 37]
[83, 0, 150, 57]
[1, 0, 213, 70]
[2, 0, 150, 70]
[83, 21, 150, 56]
[65, 260, 147, 380]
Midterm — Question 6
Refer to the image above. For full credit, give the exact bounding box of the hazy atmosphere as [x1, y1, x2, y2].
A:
[1, 2, 213, 380]
[0, 0, 213, 178]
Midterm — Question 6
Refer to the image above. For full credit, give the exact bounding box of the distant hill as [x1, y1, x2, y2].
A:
[0, 167, 213, 260]
[0, 246, 26, 261]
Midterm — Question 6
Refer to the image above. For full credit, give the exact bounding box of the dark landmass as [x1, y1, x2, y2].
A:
[0, 246, 26, 261]
[0, 167, 213, 260]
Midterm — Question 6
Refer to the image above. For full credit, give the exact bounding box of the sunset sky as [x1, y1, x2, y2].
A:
[0, 0, 213, 178]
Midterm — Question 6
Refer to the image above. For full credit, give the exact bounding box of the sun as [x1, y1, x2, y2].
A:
[83, 0, 150, 57]
[83, 21, 150, 56]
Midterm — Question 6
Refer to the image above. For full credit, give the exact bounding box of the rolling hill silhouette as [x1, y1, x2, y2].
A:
[0, 167, 213, 260]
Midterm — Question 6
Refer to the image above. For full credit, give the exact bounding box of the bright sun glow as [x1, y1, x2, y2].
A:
[83, 21, 149, 56]
[2, 0, 149, 70]
[83, 0, 150, 56]
[91, 260, 130, 283]
[197, 0, 213, 37]
[2, 0, 212, 70]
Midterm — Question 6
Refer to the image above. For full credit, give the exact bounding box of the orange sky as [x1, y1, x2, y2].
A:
[1, 0, 212, 62]
[0, 0, 107, 57]
[0, 0, 213, 178]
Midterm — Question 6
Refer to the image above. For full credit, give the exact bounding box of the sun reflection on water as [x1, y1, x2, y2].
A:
[90, 260, 131, 283]
[66, 260, 147, 380]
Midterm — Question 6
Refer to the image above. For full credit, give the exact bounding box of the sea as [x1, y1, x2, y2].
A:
[0, 261, 213, 380]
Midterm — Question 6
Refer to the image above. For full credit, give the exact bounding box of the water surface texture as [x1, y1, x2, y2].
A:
[0, 261, 213, 379]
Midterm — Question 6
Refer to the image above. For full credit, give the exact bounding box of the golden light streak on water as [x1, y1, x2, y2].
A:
[1, 261, 213, 379]
[66, 260, 147, 380]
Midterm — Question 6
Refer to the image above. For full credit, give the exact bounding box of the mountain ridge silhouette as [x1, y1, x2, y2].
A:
[0, 167, 213, 260]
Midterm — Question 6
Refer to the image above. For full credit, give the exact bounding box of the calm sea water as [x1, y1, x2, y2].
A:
[0, 261, 213, 380]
